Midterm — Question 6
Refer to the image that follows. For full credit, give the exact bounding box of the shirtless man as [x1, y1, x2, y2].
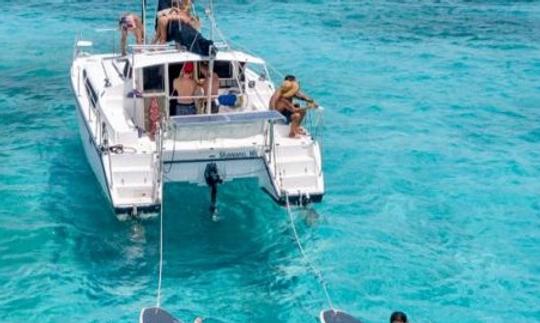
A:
[269, 75, 317, 138]
[172, 62, 198, 115]
[198, 62, 220, 113]
[119, 13, 144, 56]
[153, 0, 200, 44]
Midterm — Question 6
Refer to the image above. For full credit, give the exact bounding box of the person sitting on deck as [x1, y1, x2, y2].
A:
[153, 0, 201, 44]
[154, 0, 215, 56]
[269, 75, 317, 138]
[171, 62, 198, 115]
[118, 13, 144, 56]
[197, 62, 220, 114]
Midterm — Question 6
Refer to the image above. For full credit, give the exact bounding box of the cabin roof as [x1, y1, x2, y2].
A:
[132, 49, 265, 69]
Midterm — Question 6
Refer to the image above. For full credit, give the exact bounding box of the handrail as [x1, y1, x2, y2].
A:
[304, 107, 324, 177]
[167, 94, 219, 100]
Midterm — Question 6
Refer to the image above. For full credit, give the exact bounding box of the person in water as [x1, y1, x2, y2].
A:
[269, 75, 317, 138]
[198, 62, 220, 114]
[118, 13, 144, 56]
[172, 62, 198, 115]
[390, 311, 408, 323]
[153, 0, 201, 44]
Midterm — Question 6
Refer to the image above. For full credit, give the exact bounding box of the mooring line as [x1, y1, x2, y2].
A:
[285, 193, 335, 311]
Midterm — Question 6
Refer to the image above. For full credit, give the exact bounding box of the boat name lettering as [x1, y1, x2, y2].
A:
[218, 150, 257, 159]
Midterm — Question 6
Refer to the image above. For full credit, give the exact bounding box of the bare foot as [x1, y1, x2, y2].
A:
[289, 133, 302, 139]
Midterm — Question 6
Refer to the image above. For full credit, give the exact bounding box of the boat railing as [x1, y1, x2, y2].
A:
[305, 106, 324, 142]
[129, 44, 183, 55]
[304, 106, 325, 176]
[167, 94, 220, 101]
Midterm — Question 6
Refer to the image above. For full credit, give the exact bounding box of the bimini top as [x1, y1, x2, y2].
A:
[132, 49, 265, 69]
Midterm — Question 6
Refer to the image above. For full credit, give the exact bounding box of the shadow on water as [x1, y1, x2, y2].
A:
[44, 133, 314, 321]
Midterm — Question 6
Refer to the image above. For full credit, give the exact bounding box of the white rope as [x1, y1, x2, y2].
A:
[156, 125, 165, 308]
[156, 199, 164, 308]
[285, 193, 335, 311]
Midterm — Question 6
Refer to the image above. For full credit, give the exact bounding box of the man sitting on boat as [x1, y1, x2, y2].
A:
[270, 75, 317, 138]
[119, 13, 144, 56]
[154, 0, 215, 56]
[172, 62, 198, 115]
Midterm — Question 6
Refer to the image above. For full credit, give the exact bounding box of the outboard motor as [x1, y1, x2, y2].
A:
[204, 163, 222, 220]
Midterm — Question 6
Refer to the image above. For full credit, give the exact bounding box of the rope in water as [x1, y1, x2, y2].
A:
[285, 193, 335, 311]
[156, 124, 165, 308]
[156, 199, 164, 307]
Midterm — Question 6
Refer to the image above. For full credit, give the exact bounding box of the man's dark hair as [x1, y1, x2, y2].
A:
[390, 311, 408, 323]
[284, 75, 296, 81]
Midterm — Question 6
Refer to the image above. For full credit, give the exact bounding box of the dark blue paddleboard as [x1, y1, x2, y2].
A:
[140, 307, 182, 323]
[320, 309, 362, 323]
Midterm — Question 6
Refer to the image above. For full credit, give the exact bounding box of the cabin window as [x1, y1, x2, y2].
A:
[198, 61, 238, 89]
[123, 60, 132, 79]
[213, 61, 233, 79]
[143, 65, 165, 92]
[83, 70, 98, 108]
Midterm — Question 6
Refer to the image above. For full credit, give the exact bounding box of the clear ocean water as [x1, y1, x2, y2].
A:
[1, 1, 539, 322]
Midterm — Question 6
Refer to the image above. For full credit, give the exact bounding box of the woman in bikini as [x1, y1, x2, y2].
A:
[118, 13, 144, 56]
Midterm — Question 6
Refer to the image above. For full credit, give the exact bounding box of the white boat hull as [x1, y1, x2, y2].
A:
[70, 47, 324, 217]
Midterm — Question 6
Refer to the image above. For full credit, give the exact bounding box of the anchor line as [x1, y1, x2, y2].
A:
[155, 195, 164, 308]
[285, 193, 335, 311]
[156, 125, 165, 308]
[164, 123, 177, 174]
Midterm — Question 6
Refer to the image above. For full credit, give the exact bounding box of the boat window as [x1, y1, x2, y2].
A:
[197, 61, 238, 89]
[123, 60, 131, 79]
[247, 63, 268, 81]
[143, 65, 165, 92]
[83, 70, 98, 108]
[213, 61, 233, 79]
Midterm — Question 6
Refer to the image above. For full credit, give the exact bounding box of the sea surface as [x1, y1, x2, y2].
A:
[1, 0, 539, 322]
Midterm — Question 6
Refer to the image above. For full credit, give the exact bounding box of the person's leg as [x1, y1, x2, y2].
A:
[155, 16, 169, 44]
[297, 109, 307, 134]
[289, 113, 301, 138]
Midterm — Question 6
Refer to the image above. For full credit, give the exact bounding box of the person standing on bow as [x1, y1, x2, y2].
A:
[269, 75, 317, 138]
[118, 13, 144, 56]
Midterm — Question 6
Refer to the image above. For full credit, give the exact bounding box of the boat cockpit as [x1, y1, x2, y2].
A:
[112, 47, 276, 139]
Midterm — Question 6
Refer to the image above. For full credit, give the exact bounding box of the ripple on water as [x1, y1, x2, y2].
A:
[1, 0, 540, 322]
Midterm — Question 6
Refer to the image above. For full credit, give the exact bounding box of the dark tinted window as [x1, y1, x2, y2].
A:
[213, 61, 233, 78]
[143, 65, 165, 92]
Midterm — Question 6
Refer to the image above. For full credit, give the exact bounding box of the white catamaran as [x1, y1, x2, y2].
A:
[70, 3, 325, 218]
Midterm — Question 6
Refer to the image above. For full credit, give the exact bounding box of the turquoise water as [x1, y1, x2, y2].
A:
[1, 0, 540, 322]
